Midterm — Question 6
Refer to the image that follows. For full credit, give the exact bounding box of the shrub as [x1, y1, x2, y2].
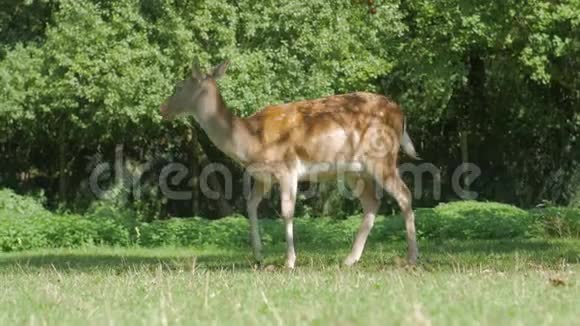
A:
[366, 202, 533, 242]
[0, 188, 51, 219]
[0, 216, 50, 251]
[87, 216, 132, 247]
[293, 217, 359, 247]
[371, 208, 443, 242]
[0, 200, 579, 252]
[529, 207, 580, 238]
[137, 216, 250, 248]
[0, 215, 130, 251]
[432, 201, 532, 239]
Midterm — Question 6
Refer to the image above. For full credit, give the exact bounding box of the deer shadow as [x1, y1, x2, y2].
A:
[0, 240, 576, 273]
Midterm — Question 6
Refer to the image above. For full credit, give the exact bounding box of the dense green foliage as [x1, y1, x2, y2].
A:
[0, 188, 51, 218]
[1, 0, 579, 217]
[1, 192, 579, 252]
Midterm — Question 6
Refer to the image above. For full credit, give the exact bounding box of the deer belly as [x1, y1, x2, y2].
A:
[296, 161, 365, 182]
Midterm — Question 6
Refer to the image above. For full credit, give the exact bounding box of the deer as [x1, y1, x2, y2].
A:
[159, 59, 419, 269]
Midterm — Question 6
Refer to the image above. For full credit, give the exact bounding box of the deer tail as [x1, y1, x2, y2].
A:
[401, 117, 420, 160]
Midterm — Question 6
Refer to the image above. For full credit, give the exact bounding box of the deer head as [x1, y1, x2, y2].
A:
[159, 58, 229, 121]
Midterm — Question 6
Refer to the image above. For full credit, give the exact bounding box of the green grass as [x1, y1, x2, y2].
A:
[0, 240, 579, 325]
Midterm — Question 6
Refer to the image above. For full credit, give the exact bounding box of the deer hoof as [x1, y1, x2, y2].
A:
[343, 255, 359, 267]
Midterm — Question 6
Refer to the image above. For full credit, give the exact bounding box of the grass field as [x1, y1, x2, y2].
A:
[0, 240, 578, 325]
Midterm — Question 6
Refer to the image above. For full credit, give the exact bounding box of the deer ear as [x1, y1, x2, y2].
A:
[211, 60, 229, 79]
[191, 58, 203, 80]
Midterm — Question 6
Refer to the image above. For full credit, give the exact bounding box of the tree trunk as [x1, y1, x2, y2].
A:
[460, 131, 470, 193]
[58, 118, 67, 203]
[190, 128, 200, 216]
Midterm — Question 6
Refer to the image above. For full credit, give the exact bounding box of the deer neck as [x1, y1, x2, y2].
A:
[192, 82, 255, 164]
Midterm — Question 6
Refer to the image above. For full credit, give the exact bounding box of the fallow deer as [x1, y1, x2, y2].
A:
[160, 59, 419, 268]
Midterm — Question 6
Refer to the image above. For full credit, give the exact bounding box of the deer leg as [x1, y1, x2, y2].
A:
[247, 180, 271, 263]
[344, 177, 380, 266]
[279, 172, 298, 269]
[376, 171, 418, 265]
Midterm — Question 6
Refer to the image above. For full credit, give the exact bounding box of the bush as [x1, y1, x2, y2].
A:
[0, 216, 50, 251]
[529, 207, 580, 238]
[431, 201, 532, 239]
[0, 215, 130, 251]
[137, 216, 250, 248]
[369, 202, 533, 242]
[0, 188, 51, 219]
[0, 201, 579, 252]
[371, 208, 441, 242]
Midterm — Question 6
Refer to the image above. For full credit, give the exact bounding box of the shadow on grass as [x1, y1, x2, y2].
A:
[414, 239, 579, 268]
[0, 251, 253, 273]
[0, 240, 577, 272]
[422, 239, 560, 254]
